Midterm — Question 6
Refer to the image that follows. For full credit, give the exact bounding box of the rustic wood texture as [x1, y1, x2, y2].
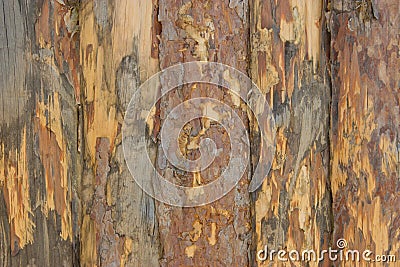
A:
[0, 0, 79, 265]
[0, 0, 398, 266]
[330, 0, 400, 264]
[155, 0, 252, 266]
[78, 0, 160, 266]
[250, 0, 333, 265]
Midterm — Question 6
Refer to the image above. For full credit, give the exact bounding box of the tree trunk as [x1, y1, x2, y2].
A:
[250, 1, 333, 265]
[330, 0, 400, 264]
[0, 0, 398, 266]
[0, 0, 80, 265]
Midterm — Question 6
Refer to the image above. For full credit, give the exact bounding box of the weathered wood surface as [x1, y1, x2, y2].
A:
[155, 1, 252, 266]
[0, 0, 398, 266]
[0, 0, 80, 265]
[78, 0, 160, 266]
[330, 0, 400, 265]
[250, 0, 333, 265]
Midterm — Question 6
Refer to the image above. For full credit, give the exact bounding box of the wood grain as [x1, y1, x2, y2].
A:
[330, 0, 400, 264]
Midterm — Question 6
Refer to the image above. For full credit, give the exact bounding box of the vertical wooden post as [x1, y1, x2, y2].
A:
[0, 0, 80, 265]
[155, 0, 252, 265]
[78, 0, 160, 266]
[330, 0, 400, 263]
[250, 0, 333, 265]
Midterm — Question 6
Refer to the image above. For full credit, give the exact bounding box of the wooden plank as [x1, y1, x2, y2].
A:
[155, 0, 252, 265]
[78, 0, 160, 265]
[250, 0, 333, 265]
[0, 0, 80, 265]
[330, 0, 400, 263]
[0, 0, 398, 265]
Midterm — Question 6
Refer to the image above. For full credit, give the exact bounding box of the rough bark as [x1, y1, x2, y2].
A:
[0, 0, 398, 266]
[78, 0, 160, 266]
[155, 1, 252, 266]
[0, 0, 79, 265]
[250, 0, 333, 265]
[330, 0, 400, 264]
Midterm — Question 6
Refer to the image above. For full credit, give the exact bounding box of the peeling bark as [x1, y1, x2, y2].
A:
[156, 0, 251, 266]
[0, 0, 398, 266]
[79, 0, 160, 266]
[0, 0, 79, 265]
[330, 0, 400, 263]
[249, 0, 333, 266]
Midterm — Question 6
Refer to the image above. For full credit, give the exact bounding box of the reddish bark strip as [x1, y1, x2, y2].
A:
[156, 0, 252, 265]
